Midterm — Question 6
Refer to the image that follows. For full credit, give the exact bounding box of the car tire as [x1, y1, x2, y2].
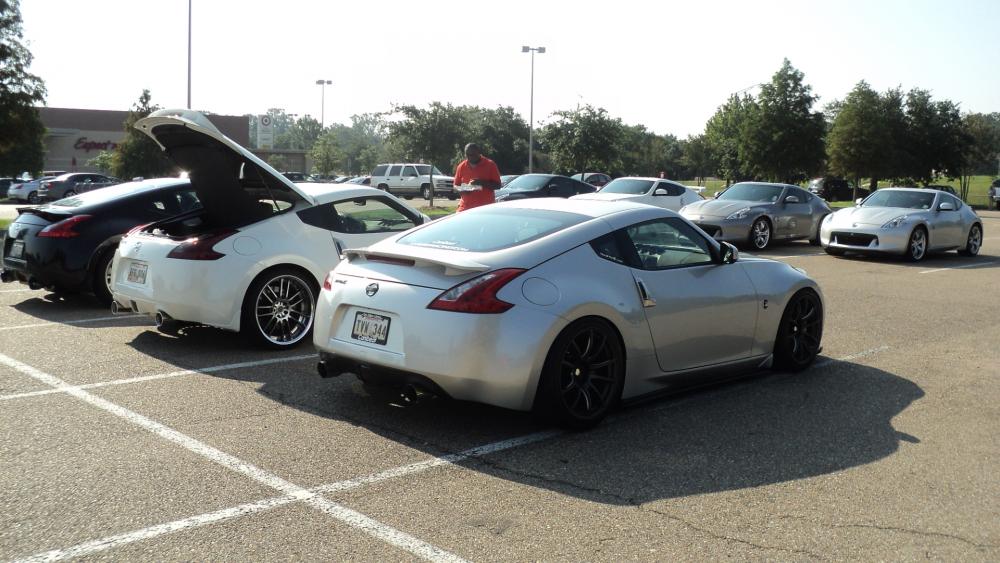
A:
[809, 218, 827, 246]
[64, 190, 76, 198]
[91, 248, 116, 306]
[748, 217, 771, 250]
[534, 317, 625, 430]
[773, 288, 823, 372]
[240, 267, 318, 350]
[421, 185, 432, 200]
[824, 247, 845, 256]
[904, 226, 928, 262]
[377, 184, 389, 192]
[27, 191, 39, 204]
[958, 224, 982, 256]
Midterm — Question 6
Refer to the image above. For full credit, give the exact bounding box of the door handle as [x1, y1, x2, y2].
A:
[635, 278, 656, 308]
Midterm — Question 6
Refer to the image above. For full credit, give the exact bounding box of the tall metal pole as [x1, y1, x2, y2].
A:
[320, 81, 325, 127]
[529, 50, 535, 174]
[187, 0, 192, 109]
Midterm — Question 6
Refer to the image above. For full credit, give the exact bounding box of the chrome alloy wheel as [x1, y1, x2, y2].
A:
[558, 327, 620, 417]
[751, 219, 771, 249]
[254, 275, 315, 346]
[104, 257, 114, 295]
[967, 225, 982, 255]
[908, 228, 927, 261]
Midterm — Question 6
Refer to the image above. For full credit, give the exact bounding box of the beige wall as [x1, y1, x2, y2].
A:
[44, 128, 126, 173]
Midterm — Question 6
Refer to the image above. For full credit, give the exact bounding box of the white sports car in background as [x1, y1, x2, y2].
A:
[570, 177, 702, 211]
[110, 109, 428, 348]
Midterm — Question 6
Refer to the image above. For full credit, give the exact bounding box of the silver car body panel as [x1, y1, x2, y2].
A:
[820, 188, 981, 255]
[314, 199, 823, 412]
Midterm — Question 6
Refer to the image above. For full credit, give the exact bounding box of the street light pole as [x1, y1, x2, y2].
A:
[522, 46, 545, 173]
[187, 0, 192, 109]
[315, 79, 332, 127]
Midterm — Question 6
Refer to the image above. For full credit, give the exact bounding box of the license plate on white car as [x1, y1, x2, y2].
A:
[351, 311, 391, 345]
[126, 262, 148, 285]
[8, 241, 24, 259]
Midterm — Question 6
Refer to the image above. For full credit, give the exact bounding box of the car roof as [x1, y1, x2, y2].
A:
[879, 187, 943, 194]
[496, 195, 675, 219]
[293, 182, 402, 203]
[611, 176, 682, 183]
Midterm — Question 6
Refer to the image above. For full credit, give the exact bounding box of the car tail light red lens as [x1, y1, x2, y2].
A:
[427, 268, 526, 314]
[37, 215, 93, 238]
[166, 229, 237, 260]
[322, 273, 333, 291]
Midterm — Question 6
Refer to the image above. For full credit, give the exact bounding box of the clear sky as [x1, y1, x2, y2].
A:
[20, 0, 1000, 138]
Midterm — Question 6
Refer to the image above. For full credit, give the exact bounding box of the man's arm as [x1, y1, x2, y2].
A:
[471, 160, 502, 191]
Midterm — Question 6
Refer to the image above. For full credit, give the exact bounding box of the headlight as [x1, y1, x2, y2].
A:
[726, 207, 751, 220]
[881, 215, 909, 229]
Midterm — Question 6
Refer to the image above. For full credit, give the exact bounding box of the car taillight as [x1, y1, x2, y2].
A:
[427, 268, 526, 314]
[166, 229, 237, 260]
[322, 273, 333, 291]
[37, 215, 93, 238]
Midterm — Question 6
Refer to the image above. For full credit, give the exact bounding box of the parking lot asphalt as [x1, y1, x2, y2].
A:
[2, 214, 999, 561]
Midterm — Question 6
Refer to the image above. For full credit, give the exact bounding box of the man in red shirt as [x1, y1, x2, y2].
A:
[453, 143, 501, 212]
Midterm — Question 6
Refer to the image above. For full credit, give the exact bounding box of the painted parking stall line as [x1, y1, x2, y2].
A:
[0, 352, 465, 563]
[8, 346, 888, 561]
[918, 259, 998, 274]
[0, 314, 145, 331]
[0, 354, 316, 401]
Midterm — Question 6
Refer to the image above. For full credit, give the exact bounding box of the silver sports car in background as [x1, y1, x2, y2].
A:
[820, 187, 983, 261]
[679, 182, 832, 250]
[313, 199, 824, 428]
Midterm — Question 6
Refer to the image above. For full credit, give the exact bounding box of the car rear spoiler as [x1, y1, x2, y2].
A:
[343, 248, 490, 275]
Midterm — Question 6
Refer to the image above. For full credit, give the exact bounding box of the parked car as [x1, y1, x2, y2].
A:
[110, 109, 429, 349]
[282, 172, 311, 183]
[37, 172, 121, 201]
[570, 177, 702, 211]
[494, 174, 596, 202]
[7, 176, 56, 204]
[820, 187, 982, 261]
[0, 178, 14, 198]
[990, 179, 1000, 209]
[680, 182, 832, 250]
[570, 172, 612, 188]
[346, 176, 371, 186]
[1, 179, 198, 304]
[500, 174, 520, 188]
[807, 177, 862, 201]
[924, 184, 957, 195]
[370, 163, 456, 200]
[313, 198, 824, 428]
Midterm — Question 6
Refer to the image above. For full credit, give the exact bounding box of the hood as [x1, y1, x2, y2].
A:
[570, 192, 641, 203]
[829, 206, 922, 227]
[135, 109, 315, 221]
[681, 198, 766, 217]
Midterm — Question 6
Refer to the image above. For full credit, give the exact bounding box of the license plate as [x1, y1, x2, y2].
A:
[8, 241, 24, 259]
[351, 311, 391, 345]
[126, 262, 148, 285]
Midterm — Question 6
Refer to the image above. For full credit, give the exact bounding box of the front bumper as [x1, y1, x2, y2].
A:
[684, 214, 752, 243]
[820, 222, 911, 254]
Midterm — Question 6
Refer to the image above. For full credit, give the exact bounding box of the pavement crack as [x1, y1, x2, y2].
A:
[776, 515, 997, 550]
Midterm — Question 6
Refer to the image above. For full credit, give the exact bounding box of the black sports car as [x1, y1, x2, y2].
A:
[1, 178, 199, 304]
[493, 174, 596, 202]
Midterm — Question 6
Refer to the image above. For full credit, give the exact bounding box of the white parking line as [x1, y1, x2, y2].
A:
[0, 314, 144, 331]
[767, 252, 827, 260]
[918, 260, 998, 274]
[0, 354, 316, 401]
[0, 353, 465, 563]
[6, 345, 888, 562]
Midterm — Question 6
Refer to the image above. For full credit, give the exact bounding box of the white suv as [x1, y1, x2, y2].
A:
[370, 163, 456, 200]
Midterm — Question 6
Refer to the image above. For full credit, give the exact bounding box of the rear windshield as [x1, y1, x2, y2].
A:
[502, 175, 551, 192]
[398, 208, 588, 252]
[45, 181, 187, 209]
[600, 179, 654, 195]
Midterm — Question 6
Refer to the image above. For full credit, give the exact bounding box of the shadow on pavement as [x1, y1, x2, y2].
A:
[126, 326, 925, 504]
[9, 292, 149, 327]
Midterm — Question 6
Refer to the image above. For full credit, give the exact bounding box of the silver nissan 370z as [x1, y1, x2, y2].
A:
[313, 198, 825, 428]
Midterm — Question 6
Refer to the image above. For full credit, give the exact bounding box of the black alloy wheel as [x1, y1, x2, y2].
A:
[536, 318, 625, 429]
[773, 289, 823, 371]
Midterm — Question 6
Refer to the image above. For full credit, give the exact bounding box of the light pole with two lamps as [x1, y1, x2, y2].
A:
[521, 46, 545, 173]
[315, 79, 332, 127]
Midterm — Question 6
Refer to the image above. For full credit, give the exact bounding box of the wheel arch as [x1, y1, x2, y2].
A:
[229, 259, 325, 333]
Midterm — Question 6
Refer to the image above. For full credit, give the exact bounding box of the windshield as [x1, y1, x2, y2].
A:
[717, 183, 784, 203]
[600, 179, 654, 195]
[399, 208, 588, 252]
[861, 190, 935, 210]
[414, 165, 445, 176]
[502, 175, 551, 192]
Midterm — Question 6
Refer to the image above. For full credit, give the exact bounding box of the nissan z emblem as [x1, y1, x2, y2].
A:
[365, 283, 379, 297]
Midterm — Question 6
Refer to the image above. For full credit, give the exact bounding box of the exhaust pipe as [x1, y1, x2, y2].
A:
[399, 384, 422, 406]
[154, 311, 171, 328]
[110, 301, 134, 315]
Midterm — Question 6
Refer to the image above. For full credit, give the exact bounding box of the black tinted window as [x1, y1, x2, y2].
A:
[657, 182, 685, 197]
[590, 233, 628, 265]
[372, 165, 388, 176]
[388, 165, 402, 176]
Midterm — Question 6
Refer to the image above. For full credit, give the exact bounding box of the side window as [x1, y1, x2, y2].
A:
[793, 188, 812, 202]
[624, 219, 714, 270]
[387, 165, 402, 176]
[371, 165, 388, 177]
[402, 166, 418, 177]
[331, 197, 418, 234]
[575, 180, 596, 194]
[589, 233, 628, 265]
[946, 194, 962, 209]
[658, 182, 685, 197]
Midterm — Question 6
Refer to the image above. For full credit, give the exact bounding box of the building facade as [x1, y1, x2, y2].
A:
[37, 107, 250, 174]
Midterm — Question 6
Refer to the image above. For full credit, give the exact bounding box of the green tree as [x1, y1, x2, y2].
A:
[827, 81, 894, 198]
[110, 90, 175, 180]
[276, 115, 323, 151]
[86, 150, 115, 174]
[266, 154, 288, 171]
[310, 133, 343, 176]
[539, 105, 625, 175]
[742, 59, 826, 183]
[469, 106, 529, 174]
[387, 102, 469, 172]
[0, 0, 46, 177]
[902, 89, 966, 185]
[957, 112, 1000, 200]
[704, 94, 757, 184]
[681, 134, 715, 184]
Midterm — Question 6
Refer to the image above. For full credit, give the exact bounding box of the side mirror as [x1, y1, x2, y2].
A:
[719, 242, 739, 264]
[855, 198, 864, 205]
[784, 195, 800, 204]
[938, 201, 956, 211]
[653, 188, 668, 196]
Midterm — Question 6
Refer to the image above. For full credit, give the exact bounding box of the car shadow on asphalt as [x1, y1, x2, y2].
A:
[9, 292, 152, 328]
[126, 327, 926, 504]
